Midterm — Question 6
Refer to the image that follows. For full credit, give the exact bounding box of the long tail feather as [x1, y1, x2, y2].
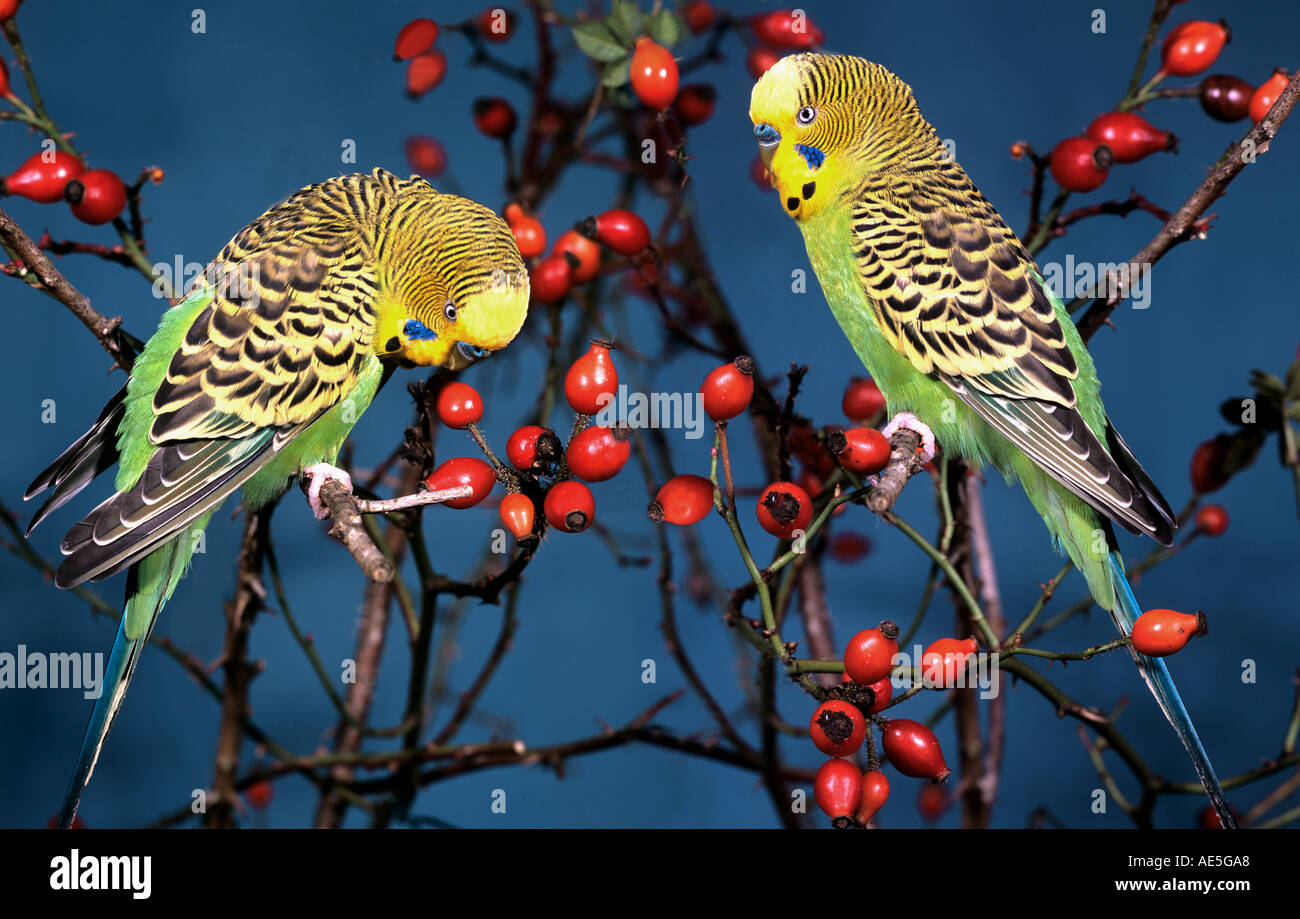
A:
[57, 519, 205, 828]
[57, 592, 153, 828]
[1108, 553, 1235, 828]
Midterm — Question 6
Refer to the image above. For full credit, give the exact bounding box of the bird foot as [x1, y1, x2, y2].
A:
[304, 463, 353, 520]
[881, 412, 937, 465]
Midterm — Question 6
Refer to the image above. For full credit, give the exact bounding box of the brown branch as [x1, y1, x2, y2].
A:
[0, 205, 136, 370]
[35, 230, 138, 268]
[1078, 70, 1300, 341]
[866, 429, 924, 513]
[1053, 189, 1201, 234]
[205, 508, 273, 828]
[305, 477, 396, 583]
[966, 477, 1007, 815]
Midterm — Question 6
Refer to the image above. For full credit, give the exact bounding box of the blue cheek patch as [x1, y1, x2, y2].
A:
[403, 319, 438, 341]
[794, 143, 825, 169]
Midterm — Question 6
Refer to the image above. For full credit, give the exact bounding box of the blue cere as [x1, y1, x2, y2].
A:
[794, 143, 825, 169]
[754, 123, 780, 146]
[404, 318, 438, 341]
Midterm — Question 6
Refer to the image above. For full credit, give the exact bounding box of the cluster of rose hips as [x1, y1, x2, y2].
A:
[395, 9, 514, 98]
[1045, 18, 1289, 193]
[648, 373, 894, 558]
[807, 621, 969, 827]
[0, 4, 137, 226]
[393, 8, 516, 178]
[505, 204, 652, 306]
[0, 151, 133, 226]
[424, 339, 627, 540]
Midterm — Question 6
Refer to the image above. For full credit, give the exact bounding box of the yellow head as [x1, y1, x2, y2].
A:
[749, 53, 944, 222]
[373, 182, 530, 371]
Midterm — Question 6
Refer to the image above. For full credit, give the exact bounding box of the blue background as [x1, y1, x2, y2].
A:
[1, 0, 1297, 828]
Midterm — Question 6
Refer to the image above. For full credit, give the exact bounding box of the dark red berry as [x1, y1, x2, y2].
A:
[565, 340, 618, 415]
[701, 356, 754, 421]
[834, 427, 891, 476]
[649, 475, 716, 525]
[809, 699, 867, 757]
[435, 381, 483, 429]
[405, 136, 446, 177]
[394, 18, 439, 60]
[755, 481, 812, 538]
[750, 9, 824, 49]
[506, 425, 559, 470]
[425, 457, 496, 509]
[813, 758, 862, 820]
[1086, 112, 1176, 163]
[580, 209, 651, 256]
[842, 377, 885, 422]
[544, 480, 595, 533]
[1050, 137, 1112, 193]
[630, 37, 678, 111]
[2, 150, 83, 203]
[406, 50, 447, 97]
[473, 97, 517, 139]
[843, 621, 900, 685]
[566, 425, 631, 482]
[676, 83, 717, 126]
[477, 7, 514, 42]
[65, 169, 127, 225]
[881, 718, 951, 782]
[1250, 69, 1292, 124]
[1160, 19, 1229, 78]
[1199, 74, 1255, 122]
[529, 255, 572, 303]
[1195, 504, 1228, 536]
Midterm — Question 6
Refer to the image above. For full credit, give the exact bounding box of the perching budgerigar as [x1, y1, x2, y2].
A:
[750, 54, 1234, 826]
[26, 168, 529, 827]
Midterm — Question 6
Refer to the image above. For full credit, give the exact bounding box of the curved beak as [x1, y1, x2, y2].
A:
[446, 340, 490, 371]
[754, 123, 781, 172]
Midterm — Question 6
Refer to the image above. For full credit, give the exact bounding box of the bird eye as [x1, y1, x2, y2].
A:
[443, 301, 458, 322]
[796, 107, 817, 125]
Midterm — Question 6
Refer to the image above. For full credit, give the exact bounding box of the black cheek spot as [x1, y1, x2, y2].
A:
[802, 181, 816, 200]
[785, 197, 800, 212]
[385, 336, 400, 352]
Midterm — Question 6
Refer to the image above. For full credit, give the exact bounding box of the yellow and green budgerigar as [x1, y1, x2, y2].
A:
[26, 168, 529, 827]
[750, 54, 1234, 826]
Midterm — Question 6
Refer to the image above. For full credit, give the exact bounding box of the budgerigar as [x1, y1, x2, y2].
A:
[750, 54, 1233, 826]
[26, 168, 529, 827]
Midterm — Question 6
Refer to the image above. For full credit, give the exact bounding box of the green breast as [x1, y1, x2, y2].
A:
[798, 208, 1011, 473]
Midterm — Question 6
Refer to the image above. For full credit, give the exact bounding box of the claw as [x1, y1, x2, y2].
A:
[304, 463, 353, 520]
[881, 412, 937, 465]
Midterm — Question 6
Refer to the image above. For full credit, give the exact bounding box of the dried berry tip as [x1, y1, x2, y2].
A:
[646, 501, 665, 523]
[733, 355, 755, 375]
[817, 709, 854, 744]
[878, 620, 900, 640]
[762, 490, 801, 524]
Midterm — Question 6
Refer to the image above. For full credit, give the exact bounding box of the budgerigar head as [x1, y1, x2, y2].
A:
[749, 53, 942, 223]
[375, 185, 530, 371]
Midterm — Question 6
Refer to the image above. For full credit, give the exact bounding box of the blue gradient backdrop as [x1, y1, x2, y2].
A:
[1, 1, 1297, 828]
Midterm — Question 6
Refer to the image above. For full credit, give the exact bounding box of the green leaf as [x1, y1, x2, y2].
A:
[647, 9, 687, 47]
[572, 20, 628, 62]
[601, 56, 631, 88]
[608, 0, 646, 45]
